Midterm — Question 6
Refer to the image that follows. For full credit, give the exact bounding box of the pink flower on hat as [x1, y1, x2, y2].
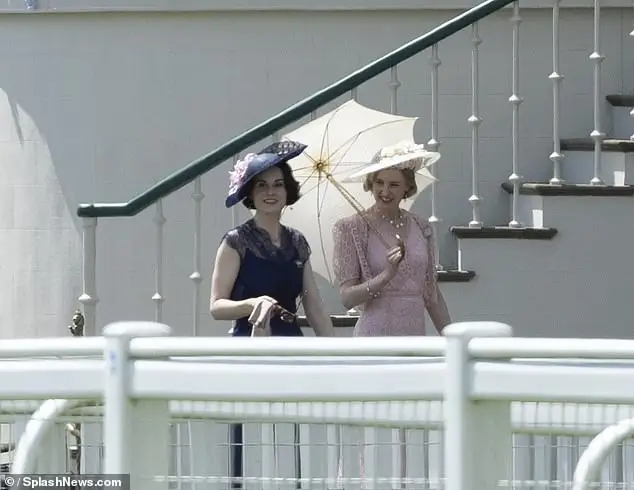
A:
[228, 153, 257, 194]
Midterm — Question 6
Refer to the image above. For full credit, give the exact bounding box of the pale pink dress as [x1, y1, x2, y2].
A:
[332, 209, 438, 486]
[332, 208, 438, 336]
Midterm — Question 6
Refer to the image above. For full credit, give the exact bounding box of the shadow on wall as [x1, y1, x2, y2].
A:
[0, 50, 87, 337]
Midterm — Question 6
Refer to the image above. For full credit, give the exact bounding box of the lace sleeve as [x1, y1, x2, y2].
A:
[332, 218, 361, 285]
[222, 229, 245, 259]
[422, 222, 439, 308]
[292, 230, 312, 264]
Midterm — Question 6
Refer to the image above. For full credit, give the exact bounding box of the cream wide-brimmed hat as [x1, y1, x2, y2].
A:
[342, 140, 440, 182]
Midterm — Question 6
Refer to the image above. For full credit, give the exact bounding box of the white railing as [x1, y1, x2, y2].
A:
[75, 0, 634, 338]
[2, 321, 634, 489]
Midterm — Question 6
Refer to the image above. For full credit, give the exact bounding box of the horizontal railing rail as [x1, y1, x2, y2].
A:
[76, 0, 514, 218]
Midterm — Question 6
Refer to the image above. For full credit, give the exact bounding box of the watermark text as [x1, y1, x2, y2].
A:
[2, 474, 129, 489]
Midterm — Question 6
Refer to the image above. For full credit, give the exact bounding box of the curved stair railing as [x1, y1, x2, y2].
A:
[11, 399, 82, 475]
[572, 418, 634, 490]
[77, 0, 513, 220]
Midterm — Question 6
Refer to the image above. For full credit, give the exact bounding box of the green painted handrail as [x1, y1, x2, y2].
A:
[77, 0, 514, 218]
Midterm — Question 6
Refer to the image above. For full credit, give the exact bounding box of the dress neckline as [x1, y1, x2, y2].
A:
[246, 219, 289, 251]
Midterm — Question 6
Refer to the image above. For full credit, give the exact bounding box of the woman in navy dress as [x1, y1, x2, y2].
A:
[210, 140, 335, 487]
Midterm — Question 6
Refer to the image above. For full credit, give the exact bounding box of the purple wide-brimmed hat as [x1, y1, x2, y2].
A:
[225, 140, 307, 208]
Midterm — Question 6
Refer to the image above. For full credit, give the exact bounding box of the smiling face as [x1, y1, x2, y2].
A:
[249, 166, 288, 214]
[366, 168, 414, 213]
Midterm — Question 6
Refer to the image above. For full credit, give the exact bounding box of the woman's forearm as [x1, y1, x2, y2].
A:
[210, 298, 255, 321]
[427, 290, 451, 334]
[340, 271, 392, 310]
[304, 301, 336, 337]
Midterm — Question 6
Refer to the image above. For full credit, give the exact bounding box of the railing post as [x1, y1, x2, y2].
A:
[443, 321, 513, 490]
[103, 321, 171, 489]
[79, 217, 99, 336]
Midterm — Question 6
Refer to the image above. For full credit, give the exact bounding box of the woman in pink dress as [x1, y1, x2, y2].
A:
[332, 142, 451, 487]
[332, 142, 451, 336]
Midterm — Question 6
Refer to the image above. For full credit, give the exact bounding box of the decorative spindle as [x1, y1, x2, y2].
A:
[427, 44, 443, 270]
[549, 0, 565, 184]
[79, 217, 99, 336]
[389, 65, 401, 115]
[190, 177, 205, 336]
[152, 200, 166, 322]
[232, 155, 240, 228]
[468, 23, 483, 228]
[508, 1, 523, 228]
[351, 87, 358, 101]
[631, 5, 634, 141]
[590, 0, 606, 185]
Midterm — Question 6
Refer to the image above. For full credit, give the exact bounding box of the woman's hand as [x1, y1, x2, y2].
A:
[248, 295, 278, 311]
[248, 296, 279, 335]
[384, 244, 404, 280]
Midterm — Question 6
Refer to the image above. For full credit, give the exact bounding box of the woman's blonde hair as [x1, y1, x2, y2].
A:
[363, 168, 418, 199]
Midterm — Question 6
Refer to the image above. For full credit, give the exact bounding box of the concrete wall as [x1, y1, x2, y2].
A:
[1, 6, 633, 337]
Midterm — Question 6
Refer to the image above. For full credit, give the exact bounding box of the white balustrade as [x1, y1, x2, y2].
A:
[389, 65, 401, 116]
[232, 154, 241, 230]
[590, 0, 606, 185]
[79, 217, 99, 337]
[152, 200, 166, 322]
[549, 0, 565, 185]
[190, 177, 205, 337]
[427, 44, 442, 272]
[631, 8, 634, 142]
[468, 23, 483, 228]
[508, 1, 523, 228]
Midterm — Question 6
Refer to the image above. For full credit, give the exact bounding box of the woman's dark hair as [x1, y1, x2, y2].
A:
[242, 161, 302, 209]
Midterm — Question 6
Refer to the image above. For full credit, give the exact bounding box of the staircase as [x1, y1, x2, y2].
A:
[72, 0, 634, 339]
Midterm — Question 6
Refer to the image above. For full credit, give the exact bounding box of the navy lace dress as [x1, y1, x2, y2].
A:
[223, 218, 310, 336]
[223, 219, 310, 487]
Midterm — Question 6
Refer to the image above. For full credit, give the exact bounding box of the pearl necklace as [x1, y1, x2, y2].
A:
[380, 211, 405, 229]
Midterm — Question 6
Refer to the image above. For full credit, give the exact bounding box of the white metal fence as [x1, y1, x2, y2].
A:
[1, 321, 634, 490]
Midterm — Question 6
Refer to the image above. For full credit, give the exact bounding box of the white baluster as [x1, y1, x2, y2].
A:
[152, 200, 166, 322]
[630, 8, 634, 142]
[79, 217, 99, 336]
[468, 23, 483, 228]
[389, 66, 401, 115]
[232, 155, 240, 228]
[590, 0, 606, 185]
[508, 1, 523, 228]
[549, 0, 566, 184]
[310, 111, 317, 121]
[427, 44, 443, 271]
[351, 87, 358, 101]
[190, 178, 205, 337]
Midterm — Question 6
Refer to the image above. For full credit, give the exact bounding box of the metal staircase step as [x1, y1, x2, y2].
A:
[560, 138, 634, 153]
[606, 95, 634, 107]
[501, 181, 634, 196]
[450, 226, 558, 240]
